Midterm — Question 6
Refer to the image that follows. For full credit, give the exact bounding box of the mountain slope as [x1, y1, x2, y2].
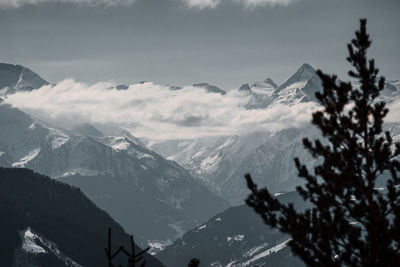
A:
[149, 126, 318, 205]
[220, 126, 317, 204]
[0, 168, 163, 267]
[149, 132, 272, 196]
[157, 192, 308, 267]
[0, 103, 228, 248]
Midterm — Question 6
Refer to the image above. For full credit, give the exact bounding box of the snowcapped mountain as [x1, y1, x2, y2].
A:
[157, 191, 308, 267]
[148, 64, 323, 204]
[149, 64, 400, 205]
[1, 61, 399, 244]
[220, 126, 319, 204]
[149, 127, 319, 205]
[237, 64, 321, 110]
[0, 103, 228, 248]
[270, 63, 322, 105]
[0, 63, 49, 94]
[149, 132, 273, 197]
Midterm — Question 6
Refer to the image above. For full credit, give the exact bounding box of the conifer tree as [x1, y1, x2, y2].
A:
[245, 19, 400, 266]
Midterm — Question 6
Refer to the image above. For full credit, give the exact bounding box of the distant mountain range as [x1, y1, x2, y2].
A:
[1, 62, 399, 266]
[0, 102, 228, 250]
[2, 61, 398, 207]
[0, 168, 163, 267]
[149, 63, 400, 205]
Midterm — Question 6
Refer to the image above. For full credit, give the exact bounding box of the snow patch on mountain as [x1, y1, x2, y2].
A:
[56, 169, 106, 178]
[47, 127, 70, 149]
[227, 234, 244, 243]
[148, 241, 171, 255]
[104, 136, 131, 151]
[135, 151, 155, 160]
[243, 243, 269, 258]
[12, 148, 40, 167]
[21, 228, 46, 254]
[199, 152, 223, 173]
[241, 239, 291, 266]
[18, 227, 82, 267]
[198, 224, 207, 230]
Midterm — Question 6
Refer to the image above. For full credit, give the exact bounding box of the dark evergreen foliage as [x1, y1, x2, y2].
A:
[187, 258, 200, 267]
[0, 167, 163, 267]
[245, 19, 400, 266]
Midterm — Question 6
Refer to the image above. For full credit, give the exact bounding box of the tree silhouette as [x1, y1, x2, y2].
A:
[187, 258, 200, 267]
[245, 19, 400, 266]
[104, 227, 201, 267]
[105, 227, 149, 267]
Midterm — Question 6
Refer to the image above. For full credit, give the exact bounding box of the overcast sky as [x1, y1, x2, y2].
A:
[0, 0, 399, 89]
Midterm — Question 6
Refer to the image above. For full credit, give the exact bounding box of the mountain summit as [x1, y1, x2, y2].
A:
[242, 65, 321, 109]
[270, 63, 322, 105]
[278, 63, 316, 88]
[193, 83, 226, 95]
[0, 63, 49, 93]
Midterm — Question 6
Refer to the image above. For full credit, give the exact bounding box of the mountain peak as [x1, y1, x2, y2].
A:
[238, 83, 251, 91]
[291, 63, 317, 81]
[0, 63, 49, 93]
[193, 83, 226, 95]
[271, 63, 321, 105]
[299, 63, 315, 72]
[277, 63, 318, 90]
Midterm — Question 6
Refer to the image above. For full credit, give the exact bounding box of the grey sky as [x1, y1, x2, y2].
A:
[0, 0, 399, 89]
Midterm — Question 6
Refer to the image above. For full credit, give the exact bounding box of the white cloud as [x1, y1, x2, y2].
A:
[387, 98, 400, 124]
[0, 0, 136, 8]
[181, 0, 297, 9]
[239, 0, 296, 8]
[4, 79, 319, 140]
[0, 0, 297, 9]
[182, 0, 221, 9]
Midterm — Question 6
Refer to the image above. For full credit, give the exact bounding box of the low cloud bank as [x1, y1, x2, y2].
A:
[0, 0, 136, 8]
[5, 79, 319, 140]
[387, 98, 400, 125]
[0, 0, 297, 9]
[183, 0, 297, 9]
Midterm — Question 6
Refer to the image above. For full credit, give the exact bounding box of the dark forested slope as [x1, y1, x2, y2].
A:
[0, 168, 163, 267]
